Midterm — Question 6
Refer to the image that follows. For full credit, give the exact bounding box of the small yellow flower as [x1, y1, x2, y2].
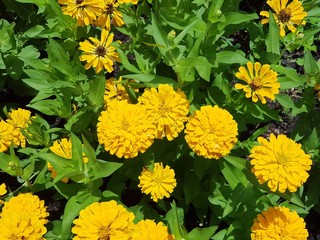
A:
[0, 183, 7, 196]
[95, 0, 124, 31]
[104, 77, 132, 108]
[118, 0, 138, 4]
[6, 108, 31, 148]
[235, 62, 280, 104]
[49, 138, 88, 183]
[0, 120, 14, 153]
[260, 0, 307, 37]
[138, 162, 177, 202]
[251, 206, 308, 239]
[79, 29, 120, 73]
[138, 84, 190, 141]
[184, 105, 238, 160]
[97, 101, 155, 159]
[72, 200, 135, 240]
[250, 134, 312, 193]
[132, 219, 175, 240]
[58, 0, 103, 27]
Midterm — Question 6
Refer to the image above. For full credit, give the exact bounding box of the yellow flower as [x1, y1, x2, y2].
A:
[251, 206, 308, 239]
[0, 193, 49, 239]
[184, 105, 238, 160]
[0, 183, 7, 196]
[138, 162, 176, 202]
[138, 84, 190, 141]
[49, 138, 88, 183]
[0, 120, 14, 153]
[72, 200, 134, 240]
[97, 101, 155, 159]
[95, 0, 124, 31]
[250, 134, 312, 193]
[260, 0, 307, 37]
[132, 219, 175, 240]
[58, 0, 103, 27]
[118, 0, 138, 4]
[79, 29, 120, 73]
[234, 62, 280, 104]
[104, 77, 132, 108]
[6, 108, 31, 148]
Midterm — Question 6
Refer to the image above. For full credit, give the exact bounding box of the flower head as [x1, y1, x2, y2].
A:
[184, 105, 238, 159]
[97, 101, 155, 159]
[132, 219, 175, 240]
[72, 200, 135, 240]
[235, 62, 280, 104]
[104, 77, 132, 108]
[0, 193, 49, 239]
[79, 29, 120, 73]
[0, 120, 14, 153]
[250, 134, 312, 193]
[138, 162, 176, 202]
[6, 108, 31, 148]
[95, 0, 124, 31]
[260, 0, 307, 37]
[0, 183, 7, 196]
[58, 0, 103, 26]
[138, 84, 189, 141]
[251, 206, 308, 239]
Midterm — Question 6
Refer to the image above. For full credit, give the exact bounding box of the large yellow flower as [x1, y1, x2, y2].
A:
[97, 101, 155, 159]
[0, 120, 14, 153]
[6, 108, 31, 148]
[104, 77, 132, 108]
[0, 193, 49, 239]
[72, 200, 135, 240]
[250, 134, 312, 193]
[251, 206, 308, 239]
[79, 29, 120, 73]
[49, 138, 88, 183]
[138, 84, 190, 141]
[138, 162, 177, 202]
[184, 105, 238, 159]
[58, 0, 103, 27]
[95, 0, 124, 31]
[132, 219, 175, 240]
[235, 62, 280, 104]
[260, 0, 307, 37]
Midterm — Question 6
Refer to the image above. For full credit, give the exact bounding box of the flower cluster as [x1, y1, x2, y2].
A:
[0, 193, 49, 239]
[251, 206, 308, 239]
[0, 108, 31, 152]
[72, 200, 174, 239]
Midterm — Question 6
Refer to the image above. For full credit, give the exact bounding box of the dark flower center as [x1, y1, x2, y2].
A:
[76, 0, 84, 4]
[278, 8, 291, 23]
[250, 77, 263, 91]
[95, 46, 107, 57]
[106, 4, 114, 14]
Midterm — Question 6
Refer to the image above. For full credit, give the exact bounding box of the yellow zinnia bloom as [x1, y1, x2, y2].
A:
[0, 183, 7, 196]
[234, 62, 280, 104]
[49, 138, 88, 183]
[95, 0, 124, 31]
[104, 77, 132, 108]
[260, 0, 307, 37]
[118, 0, 138, 4]
[72, 200, 135, 240]
[0, 193, 49, 239]
[97, 101, 155, 159]
[6, 108, 31, 148]
[184, 105, 238, 160]
[251, 206, 308, 239]
[58, 0, 103, 27]
[132, 219, 175, 240]
[79, 29, 120, 73]
[138, 84, 190, 141]
[0, 120, 14, 153]
[138, 162, 177, 202]
[250, 134, 312, 193]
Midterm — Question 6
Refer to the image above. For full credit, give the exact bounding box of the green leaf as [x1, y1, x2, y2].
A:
[183, 172, 201, 205]
[87, 75, 106, 111]
[117, 48, 140, 73]
[219, 158, 249, 189]
[47, 38, 69, 63]
[218, 12, 258, 28]
[89, 160, 123, 181]
[272, 65, 306, 89]
[151, 12, 169, 56]
[166, 201, 188, 240]
[208, 0, 224, 23]
[265, 11, 280, 63]
[24, 25, 45, 38]
[304, 49, 319, 74]
[122, 73, 178, 87]
[276, 94, 295, 109]
[215, 51, 248, 65]
[187, 226, 218, 240]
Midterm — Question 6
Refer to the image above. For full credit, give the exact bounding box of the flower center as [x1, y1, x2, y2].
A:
[76, 0, 84, 4]
[276, 152, 289, 164]
[278, 8, 291, 23]
[106, 4, 114, 14]
[250, 77, 263, 91]
[121, 120, 130, 130]
[99, 227, 110, 240]
[95, 46, 107, 57]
